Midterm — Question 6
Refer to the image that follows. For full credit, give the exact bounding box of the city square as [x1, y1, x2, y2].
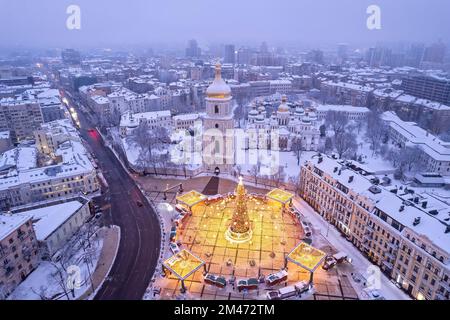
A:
[149, 177, 359, 300]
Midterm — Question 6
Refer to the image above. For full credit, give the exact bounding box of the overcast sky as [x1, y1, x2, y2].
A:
[1, 0, 449, 49]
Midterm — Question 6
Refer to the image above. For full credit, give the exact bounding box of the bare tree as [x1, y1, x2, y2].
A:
[387, 146, 422, 179]
[432, 116, 449, 135]
[233, 103, 245, 128]
[235, 165, 242, 177]
[319, 124, 326, 137]
[126, 121, 151, 154]
[325, 111, 349, 139]
[288, 175, 302, 195]
[400, 146, 422, 173]
[31, 286, 52, 300]
[249, 164, 260, 186]
[50, 262, 71, 300]
[439, 130, 450, 142]
[291, 136, 304, 165]
[272, 166, 286, 188]
[127, 122, 171, 174]
[158, 152, 171, 176]
[80, 218, 98, 250]
[366, 111, 388, 156]
[334, 131, 358, 159]
[324, 137, 333, 153]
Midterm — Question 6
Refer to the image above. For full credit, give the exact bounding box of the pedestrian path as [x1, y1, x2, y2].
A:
[78, 226, 121, 300]
[202, 176, 220, 195]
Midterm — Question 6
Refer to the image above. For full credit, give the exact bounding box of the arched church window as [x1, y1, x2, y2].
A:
[214, 105, 219, 114]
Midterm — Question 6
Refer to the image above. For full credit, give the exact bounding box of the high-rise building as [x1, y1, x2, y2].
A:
[260, 41, 269, 53]
[224, 44, 235, 64]
[61, 49, 81, 65]
[401, 75, 450, 105]
[308, 50, 324, 65]
[337, 43, 348, 61]
[237, 47, 253, 65]
[423, 41, 447, 64]
[406, 43, 425, 67]
[0, 98, 44, 141]
[185, 39, 201, 58]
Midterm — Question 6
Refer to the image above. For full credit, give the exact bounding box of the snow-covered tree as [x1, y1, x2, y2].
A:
[334, 131, 358, 159]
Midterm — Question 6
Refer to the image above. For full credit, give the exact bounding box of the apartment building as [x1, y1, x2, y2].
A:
[382, 111, 450, 175]
[320, 81, 374, 107]
[0, 213, 39, 299]
[315, 104, 370, 121]
[0, 97, 44, 141]
[12, 196, 91, 257]
[269, 80, 293, 95]
[300, 155, 450, 300]
[34, 119, 81, 156]
[0, 139, 99, 211]
[401, 75, 450, 106]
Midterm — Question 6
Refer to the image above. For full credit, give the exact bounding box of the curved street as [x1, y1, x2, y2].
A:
[70, 95, 161, 300]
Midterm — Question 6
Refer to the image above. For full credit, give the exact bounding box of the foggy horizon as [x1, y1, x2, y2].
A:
[1, 0, 450, 51]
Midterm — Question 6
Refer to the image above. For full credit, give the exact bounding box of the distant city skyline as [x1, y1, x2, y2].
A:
[0, 0, 449, 49]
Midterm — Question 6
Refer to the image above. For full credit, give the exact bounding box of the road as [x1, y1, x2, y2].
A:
[66, 93, 161, 300]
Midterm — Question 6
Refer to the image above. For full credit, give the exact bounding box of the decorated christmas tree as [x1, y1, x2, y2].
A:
[225, 177, 252, 243]
[230, 177, 250, 233]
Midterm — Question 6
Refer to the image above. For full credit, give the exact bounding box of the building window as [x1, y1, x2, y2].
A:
[214, 105, 219, 114]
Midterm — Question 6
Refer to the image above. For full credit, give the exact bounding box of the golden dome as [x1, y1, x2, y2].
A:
[206, 62, 231, 99]
[278, 95, 289, 112]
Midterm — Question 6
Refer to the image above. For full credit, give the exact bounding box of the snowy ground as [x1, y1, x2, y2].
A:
[9, 229, 104, 300]
[355, 136, 395, 173]
[238, 149, 317, 181]
[293, 197, 410, 300]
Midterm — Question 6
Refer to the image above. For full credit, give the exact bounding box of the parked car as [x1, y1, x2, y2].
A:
[364, 289, 385, 300]
[294, 281, 311, 294]
[333, 252, 348, 263]
[169, 226, 177, 242]
[322, 256, 338, 270]
[237, 278, 259, 292]
[173, 212, 189, 227]
[266, 290, 282, 300]
[169, 242, 180, 254]
[204, 274, 227, 288]
[136, 200, 144, 207]
[266, 285, 297, 300]
[265, 270, 288, 286]
[175, 204, 189, 214]
[303, 226, 312, 238]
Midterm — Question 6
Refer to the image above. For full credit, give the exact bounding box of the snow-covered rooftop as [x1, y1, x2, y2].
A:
[382, 111, 450, 162]
[0, 213, 31, 240]
[306, 155, 450, 254]
[28, 200, 84, 241]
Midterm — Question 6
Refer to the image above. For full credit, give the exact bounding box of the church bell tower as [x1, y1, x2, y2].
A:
[202, 63, 235, 174]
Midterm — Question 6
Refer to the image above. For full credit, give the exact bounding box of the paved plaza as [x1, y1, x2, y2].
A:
[141, 176, 359, 300]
